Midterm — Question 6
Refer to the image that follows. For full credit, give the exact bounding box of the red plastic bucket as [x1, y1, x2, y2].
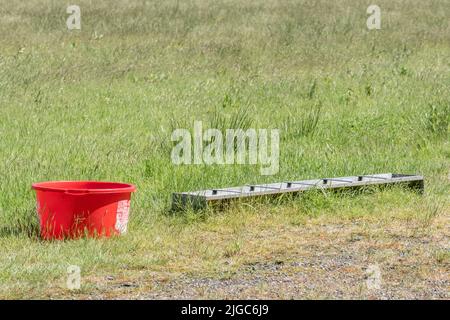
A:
[32, 181, 136, 240]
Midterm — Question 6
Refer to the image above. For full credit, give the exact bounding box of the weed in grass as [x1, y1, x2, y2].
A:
[224, 241, 241, 258]
[434, 250, 450, 264]
[282, 101, 322, 140]
[418, 196, 446, 228]
[423, 101, 449, 138]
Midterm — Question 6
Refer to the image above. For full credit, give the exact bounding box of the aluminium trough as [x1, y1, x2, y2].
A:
[172, 173, 424, 210]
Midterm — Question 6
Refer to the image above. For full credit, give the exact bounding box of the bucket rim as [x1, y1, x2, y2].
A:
[32, 181, 136, 194]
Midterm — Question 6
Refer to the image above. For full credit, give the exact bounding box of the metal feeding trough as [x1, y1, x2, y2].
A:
[172, 173, 424, 210]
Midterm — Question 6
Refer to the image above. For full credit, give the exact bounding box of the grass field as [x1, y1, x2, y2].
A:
[0, 0, 449, 299]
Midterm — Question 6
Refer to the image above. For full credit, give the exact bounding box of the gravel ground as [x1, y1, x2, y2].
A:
[96, 216, 449, 300]
[141, 257, 449, 300]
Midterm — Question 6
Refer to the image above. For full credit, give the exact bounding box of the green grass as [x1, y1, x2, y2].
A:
[0, 0, 449, 298]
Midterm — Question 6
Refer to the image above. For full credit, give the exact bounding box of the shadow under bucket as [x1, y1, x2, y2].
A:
[32, 181, 136, 240]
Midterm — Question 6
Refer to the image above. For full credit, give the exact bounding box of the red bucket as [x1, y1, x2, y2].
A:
[32, 181, 136, 240]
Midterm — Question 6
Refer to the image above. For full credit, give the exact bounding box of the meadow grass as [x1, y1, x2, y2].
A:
[0, 0, 448, 298]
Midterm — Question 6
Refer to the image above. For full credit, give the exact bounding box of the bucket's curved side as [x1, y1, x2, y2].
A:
[35, 190, 77, 239]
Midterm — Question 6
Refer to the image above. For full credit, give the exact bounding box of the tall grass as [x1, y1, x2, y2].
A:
[0, 0, 449, 232]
